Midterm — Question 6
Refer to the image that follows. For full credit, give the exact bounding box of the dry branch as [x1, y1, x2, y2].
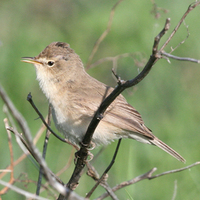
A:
[1, 1, 200, 200]
[61, 17, 170, 200]
[86, 0, 124, 69]
[98, 162, 200, 199]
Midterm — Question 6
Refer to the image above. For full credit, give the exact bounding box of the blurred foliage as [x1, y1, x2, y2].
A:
[0, 0, 200, 199]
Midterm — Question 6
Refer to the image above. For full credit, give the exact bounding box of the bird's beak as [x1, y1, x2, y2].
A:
[21, 57, 42, 65]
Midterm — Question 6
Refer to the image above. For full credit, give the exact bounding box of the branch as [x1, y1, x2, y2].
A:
[97, 168, 157, 200]
[27, 93, 66, 143]
[149, 161, 200, 180]
[88, 52, 146, 70]
[171, 180, 177, 200]
[27, 93, 80, 150]
[86, 139, 122, 199]
[66, 18, 170, 193]
[98, 161, 200, 199]
[160, 1, 200, 51]
[169, 20, 190, 53]
[161, 51, 200, 63]
[0, 83, 74, 197]
[0, 83, 31, 141]
[0, 119, 15, 195]
[0, 121, 47, 180]
[0, 179, 49, 200]
[36, 106, 52, 195]
[86, 0, 124, 69]
[65, 3, 200, 194]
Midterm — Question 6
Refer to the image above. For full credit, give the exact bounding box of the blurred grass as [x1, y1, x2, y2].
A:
[0, 0, 200, 199]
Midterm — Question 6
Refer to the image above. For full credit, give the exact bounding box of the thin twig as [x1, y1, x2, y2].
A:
[0, 119, 15, 195]
[0, 86, 80, 197]
[86, 0, 124, 69]
[100, 182, 118, 200]
[86, 158, 117, 199]
[36, 106, 52, 195]
[171, 180, 177, 200]
[150, 0, 169, 19]
[65, 17, 170, 195]
[38, 148, 75, 196]
[149, 161, 200, 180]
[0, 179, 49, 200]
[6, 126, 39, 164]
[0, 83, 31, 143]
[27, 93, 80, 150]
[86, 139, 122, 199]
[4, 119, 14, 182]
[56, 148, 75, 177]
[0, 122, 47, 180]
[6, 120, 69, 195]
[3, 105, 37, 169]
[153, 18, 170, 55]
[98, 162, 200, 199]
[27, 93, 66, 143]
[97, 168, 157, 200]
[160, 1, 200, 51]
[88, 52, 146, 70]
[169, 20, 190, 53]
[161, 51, 200, 63]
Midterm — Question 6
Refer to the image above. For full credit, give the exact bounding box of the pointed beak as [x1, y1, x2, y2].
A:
[21, 57, 42, 65]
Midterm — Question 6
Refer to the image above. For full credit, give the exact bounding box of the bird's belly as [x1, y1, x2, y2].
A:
[51, 106, 86, 145]
[51, 105, 121, 146]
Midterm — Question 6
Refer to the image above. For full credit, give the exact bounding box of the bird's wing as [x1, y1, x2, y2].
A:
[102, 94, 155, 139]
[71, 76, 154, 139]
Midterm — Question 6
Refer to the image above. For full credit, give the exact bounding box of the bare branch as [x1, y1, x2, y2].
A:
[149, 161, 200, 180]
[0, 119, 15, 195]
[161, 51, 200, 63]
[27, 93, 66, 143]
[65, 17, 171, 195]
[0, 120, 48, 181]
[171, 180, 177, 200]
[1, 1, 199, 199]
[0, 86, 71, 196]
[27, 93, 80, 151]
[0, 83, 31, 141]
[0, 179, 49, 200]
[36, 106, 52, 195]
[16, 125, 77, 197]
[86, 139, 122, 199]
[56, 148, 75, 177]
[160, 1, 200, 51]
[97, 168, 157, 200]
[169, 20, 190, 53]
[4, 119, 14, 182]
[100, 182, 119, 200]
[98, 161, 200, 199]
[55, 3, 200, 196]
[86, 0, 124, 69]
[150, 0, 169, 19]
[88, 52, 146, 70]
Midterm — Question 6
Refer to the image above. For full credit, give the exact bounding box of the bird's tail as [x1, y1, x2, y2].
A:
[150, 137, 186, 163]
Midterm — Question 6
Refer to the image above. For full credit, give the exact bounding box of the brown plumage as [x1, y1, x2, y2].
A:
[22, 42, 185, 163]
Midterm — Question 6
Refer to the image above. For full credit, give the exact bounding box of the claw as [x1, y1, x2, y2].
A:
[74, 150, 94, 164]
[88, 141, 96, 150]
[87, 152, 94, 162]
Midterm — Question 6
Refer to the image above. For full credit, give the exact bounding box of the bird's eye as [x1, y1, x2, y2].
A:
[47, 61, 54, 67]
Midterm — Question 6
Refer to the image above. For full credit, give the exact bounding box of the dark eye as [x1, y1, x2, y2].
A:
[47, 61, 54, 67]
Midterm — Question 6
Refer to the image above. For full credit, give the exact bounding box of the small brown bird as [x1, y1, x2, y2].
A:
[22, 42, 185, 162]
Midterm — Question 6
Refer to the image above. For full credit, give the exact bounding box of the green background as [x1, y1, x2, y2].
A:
[0, 0, 200, 199]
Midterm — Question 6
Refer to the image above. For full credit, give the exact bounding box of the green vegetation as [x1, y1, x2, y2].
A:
[0, 0, 200, 199]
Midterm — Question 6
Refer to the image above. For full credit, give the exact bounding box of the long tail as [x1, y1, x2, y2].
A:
[150, 137, 186, 163]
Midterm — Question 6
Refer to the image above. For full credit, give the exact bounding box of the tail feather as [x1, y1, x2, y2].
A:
[150, 137, 186, 163]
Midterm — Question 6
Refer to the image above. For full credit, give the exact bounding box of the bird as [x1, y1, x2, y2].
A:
[22, 42, 185, 163]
